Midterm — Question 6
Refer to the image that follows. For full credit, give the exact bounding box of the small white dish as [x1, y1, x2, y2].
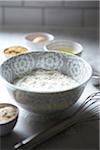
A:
[44, 40, 83, 56]
[25, 32, 54, 50]
[1, 45, 29, 60]
[0, 103, 19, 136]
[92, 75, 100, 86]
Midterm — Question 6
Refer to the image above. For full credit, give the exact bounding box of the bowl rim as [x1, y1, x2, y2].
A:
[44, 40, 83, 55]
[25, 32, 55, 43]
[0, 51, 92, 94]
[0, 103, 19, 125]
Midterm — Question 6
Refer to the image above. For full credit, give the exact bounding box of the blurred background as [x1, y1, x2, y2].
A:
[0, 0, 99, 28]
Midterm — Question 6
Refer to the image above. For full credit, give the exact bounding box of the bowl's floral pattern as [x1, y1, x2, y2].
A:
[0, 52, 92, 114]
[1, 51, 91, 87]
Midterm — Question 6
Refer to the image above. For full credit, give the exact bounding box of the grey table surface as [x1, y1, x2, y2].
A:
[0, 27, 99, 150]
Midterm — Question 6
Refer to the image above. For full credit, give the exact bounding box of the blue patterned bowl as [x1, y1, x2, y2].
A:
[0, 51, 92, 115]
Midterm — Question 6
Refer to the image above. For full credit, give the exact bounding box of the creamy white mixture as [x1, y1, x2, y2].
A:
[14, 69, 79, 92]
[0, 105, 17, 123]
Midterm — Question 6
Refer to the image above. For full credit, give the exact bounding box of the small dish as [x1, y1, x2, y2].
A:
[91, 59, 100, 86]
[25, 32, 54, 50]
[92, 75, 100, 86]
[0, 103, 19, 136]
[2, 45, 28, 59]
[44, 40, 83, 56]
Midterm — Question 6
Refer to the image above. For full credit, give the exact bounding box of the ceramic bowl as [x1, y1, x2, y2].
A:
[0, 51, 92, 115]
[25, 32, 54, 50]
[44, 40, 83, 56]
[0, 103, 19, 136]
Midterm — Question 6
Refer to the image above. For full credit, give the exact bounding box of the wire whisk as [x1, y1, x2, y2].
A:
[14, 92, 100, 150]
[71, 92, 100, 122]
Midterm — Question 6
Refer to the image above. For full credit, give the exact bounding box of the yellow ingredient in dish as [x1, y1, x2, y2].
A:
[4, 46, 28, 55]
[0, 105, 17, 123]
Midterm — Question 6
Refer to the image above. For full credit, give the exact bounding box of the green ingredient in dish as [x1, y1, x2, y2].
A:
[59, 49, 75, 54]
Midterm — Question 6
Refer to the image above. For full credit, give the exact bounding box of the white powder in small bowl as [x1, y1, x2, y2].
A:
[0, 104, 17, 123]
